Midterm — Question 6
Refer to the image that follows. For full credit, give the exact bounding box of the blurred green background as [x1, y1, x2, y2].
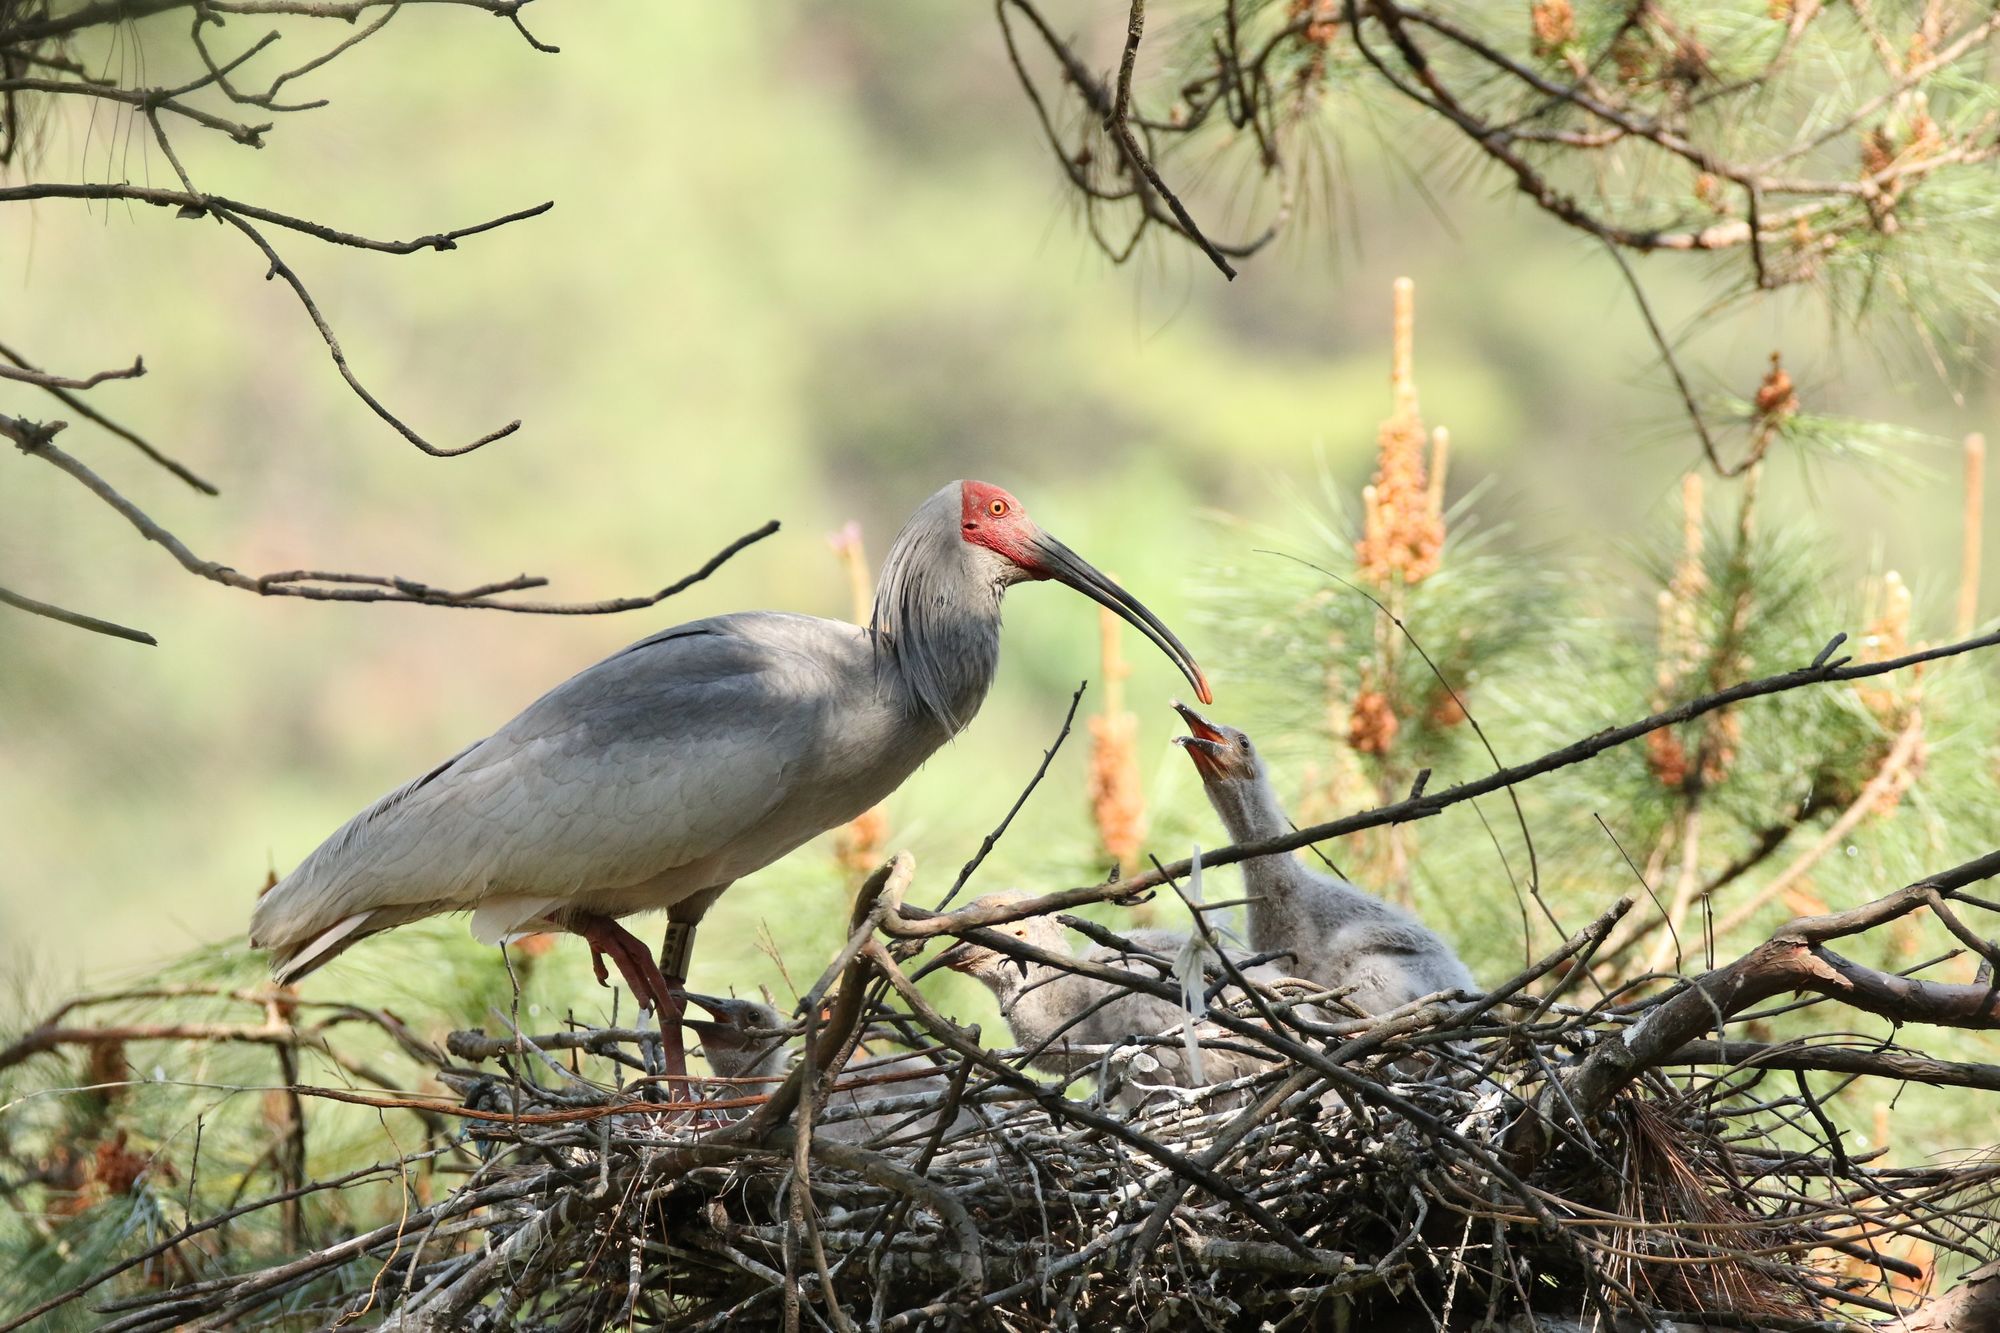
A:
[2, 2, 1993, 1028]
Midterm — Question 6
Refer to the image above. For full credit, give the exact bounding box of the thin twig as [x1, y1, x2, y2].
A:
[14, 423, 779, 616]
[0, 580, 157, 645]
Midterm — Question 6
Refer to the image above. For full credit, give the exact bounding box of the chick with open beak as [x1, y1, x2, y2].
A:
[1171, 699, 1261, 784]
[1173, 700, 1289, 840]
[685, 993, 791, 1085]
[1170, 702, 1477, 1016]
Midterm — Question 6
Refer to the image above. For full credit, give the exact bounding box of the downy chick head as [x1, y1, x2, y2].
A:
[934, 891, 1072, 998]
[1173, 701, 1290, 841]
[1171, 700, 1262, 783]
[686, 993, 790, 1082]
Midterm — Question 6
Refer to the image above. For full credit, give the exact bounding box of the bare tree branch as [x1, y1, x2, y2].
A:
[6, 0, 551, 49]
[1663, 1039, 2000, 1094]
[0, 74, 270, 143]
[0, 580, 157, 645]
[6, 415, 780, 615]
[0, 354, 144, 391]
[0, 340, 217, 493]
[884, 620, 2000, 941]
[0, 0, 705, 642]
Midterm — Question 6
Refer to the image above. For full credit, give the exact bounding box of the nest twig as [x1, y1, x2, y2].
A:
[6, 856, 1997, 1331]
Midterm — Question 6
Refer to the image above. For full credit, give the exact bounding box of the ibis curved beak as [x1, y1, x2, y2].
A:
[1028, 532, 1212, 704]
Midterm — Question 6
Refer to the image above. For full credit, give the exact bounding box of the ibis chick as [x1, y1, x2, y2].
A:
[688, 995, 977, 1146]
[1174, 703, 1475, 1014]
[687, 994, 791, 1087]
[938, 894, 1284, 1108]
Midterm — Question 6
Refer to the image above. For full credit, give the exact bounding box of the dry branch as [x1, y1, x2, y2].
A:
[884, 620, 2000, 948]
[1, 0, 716, 648]
[4, 416, 780, 640]
[1556, 849, 2000, 1131]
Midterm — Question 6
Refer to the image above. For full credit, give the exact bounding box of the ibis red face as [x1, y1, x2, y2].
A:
[958, 480, 1213, 705]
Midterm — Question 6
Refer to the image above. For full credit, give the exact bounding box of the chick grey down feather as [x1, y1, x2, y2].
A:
[942, 897, 1291, 1110]
[695, 997, 976, 1146]
[1177, 707, 1475, 1014]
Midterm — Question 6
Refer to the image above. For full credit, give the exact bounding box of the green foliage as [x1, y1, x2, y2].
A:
[1199, 470, 1562, 783]
[1189, 431, 2000, 1162]
[1168, 1, 2000, 331]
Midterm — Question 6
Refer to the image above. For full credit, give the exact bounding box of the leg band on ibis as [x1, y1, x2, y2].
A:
[660, 921, 696, 981]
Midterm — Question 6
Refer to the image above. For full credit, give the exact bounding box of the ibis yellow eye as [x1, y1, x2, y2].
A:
[989, 499, 1008, 517]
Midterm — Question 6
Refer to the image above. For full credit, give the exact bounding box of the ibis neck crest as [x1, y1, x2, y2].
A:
[871, 483, 1006, 734]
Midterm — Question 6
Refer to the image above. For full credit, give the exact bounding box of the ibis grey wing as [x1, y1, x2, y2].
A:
[249, 613, 868, 961]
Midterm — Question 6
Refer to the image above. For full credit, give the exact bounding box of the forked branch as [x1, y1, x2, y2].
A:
[4, 416, 780, 641]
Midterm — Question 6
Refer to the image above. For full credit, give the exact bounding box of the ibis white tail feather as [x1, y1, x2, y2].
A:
[270, 911, 374, 984]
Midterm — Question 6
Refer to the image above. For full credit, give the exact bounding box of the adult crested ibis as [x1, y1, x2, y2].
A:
[1172, 702, 1475, 1013]
[247, 480, 1212, 1083]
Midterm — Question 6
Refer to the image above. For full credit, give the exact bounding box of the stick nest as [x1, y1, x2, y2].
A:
[8, 861, 1997, 1333]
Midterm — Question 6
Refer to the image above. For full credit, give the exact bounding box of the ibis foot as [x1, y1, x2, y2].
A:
[570, 913, 695, 1102]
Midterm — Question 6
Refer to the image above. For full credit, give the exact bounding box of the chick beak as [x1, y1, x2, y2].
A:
[1172, 699, 1229, 778]
[1172, 698, 1228, 744]
[685, 992, 733, 1019]
[682, 993, 740, 1043]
